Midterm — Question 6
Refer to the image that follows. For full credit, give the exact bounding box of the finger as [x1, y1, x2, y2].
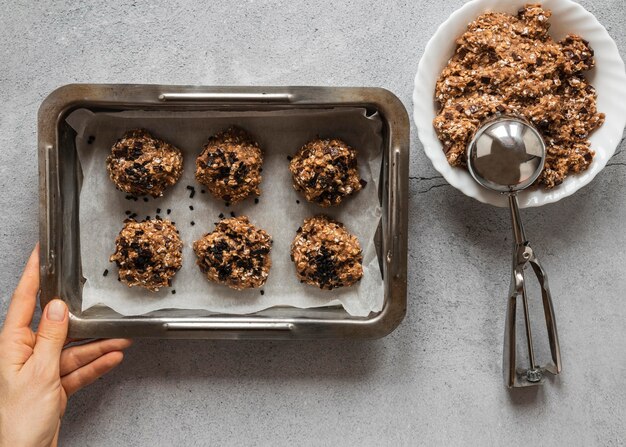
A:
[51, 420, 61, 447]
[61, 351, 124, 397]
[33, 299, 68, 373]
[3, 244, 39, 330]
[60, 338, 132, 376]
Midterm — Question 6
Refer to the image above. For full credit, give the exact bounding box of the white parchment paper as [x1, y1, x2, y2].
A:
[69, 108, 383, 317]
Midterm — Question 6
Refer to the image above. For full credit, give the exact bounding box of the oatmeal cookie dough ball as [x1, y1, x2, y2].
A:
[110, 219, 182, 291]
[106, 129, 183, 198]
[193, 216, 272, 290]
[195, 127, 263, 204]
[291, 215, 363, 290]
[289, 138, 364, 207]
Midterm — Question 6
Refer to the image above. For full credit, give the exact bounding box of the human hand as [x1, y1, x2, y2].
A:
[0, 245, 132, 447]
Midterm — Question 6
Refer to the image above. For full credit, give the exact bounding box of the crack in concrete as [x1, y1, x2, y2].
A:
[409, 174, 444, 181]
[606, 161, 626, 168]
[417, 183, 450, 194]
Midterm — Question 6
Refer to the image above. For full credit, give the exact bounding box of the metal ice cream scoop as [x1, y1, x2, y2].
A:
[467, 115, 562, 388]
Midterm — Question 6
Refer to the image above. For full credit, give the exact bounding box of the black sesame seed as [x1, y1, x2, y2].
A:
[125, 210, 131, 215]
[201, 189, 206, 194]
[296, 200, 300, 204]
[129, 213, 137, 219]
[191, 221, 195, 226]
[171, 290, 176, 294]
[287, 155, 293, 161]
[225, 202, 230, 207]
[254, 198, 259, 204]
[219, 213, 224, 219]
[230, 211, 235, 217]
[156, 208, 161, 214]
[146, 216, 150, 220]
[189, 205, 194, 211]
[167, 209, 171, 215]
[103, 269, 109, 277]
[87, 135, 95, 144]
[186, 185, 196, 198]
[171, 221, 176, 225]
[260, 290, 265, 295]
[143, 197, 149, 202]
[359, 179, 368, 188]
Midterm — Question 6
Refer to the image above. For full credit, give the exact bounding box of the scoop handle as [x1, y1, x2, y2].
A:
[508, 194, 526, 245]
[503, 194, 562, 387]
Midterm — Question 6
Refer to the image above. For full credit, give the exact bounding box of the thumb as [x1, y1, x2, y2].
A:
[34, 299, 69, 371]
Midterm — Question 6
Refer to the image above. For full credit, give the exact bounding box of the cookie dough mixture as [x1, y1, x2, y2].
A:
[289, 138, 364, 207]
[193, 216, 272, 290]
[110, 219, 182, 291]
[106, 129, 183, 197]
[433, 3, 605, 188]
[195, 127, 263, 204]
[291, 215, 363, 290]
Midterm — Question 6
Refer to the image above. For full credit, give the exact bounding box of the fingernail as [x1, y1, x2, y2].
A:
[47, 300, 66, 321]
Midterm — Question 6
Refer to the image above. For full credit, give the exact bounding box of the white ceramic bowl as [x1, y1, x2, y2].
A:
[413, 0, 626, 208]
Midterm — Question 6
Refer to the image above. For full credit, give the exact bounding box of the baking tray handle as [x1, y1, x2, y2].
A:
[43, 144, 57, 273]
[158, 92, 294, 102]
[390, 147, 404, 273]
[164, 322, 295, 331]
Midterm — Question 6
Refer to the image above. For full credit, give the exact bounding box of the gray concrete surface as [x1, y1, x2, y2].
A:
[1, 0, 625, 445]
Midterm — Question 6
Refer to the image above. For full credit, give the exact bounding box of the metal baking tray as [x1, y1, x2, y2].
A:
[38, 84, 409, 339]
